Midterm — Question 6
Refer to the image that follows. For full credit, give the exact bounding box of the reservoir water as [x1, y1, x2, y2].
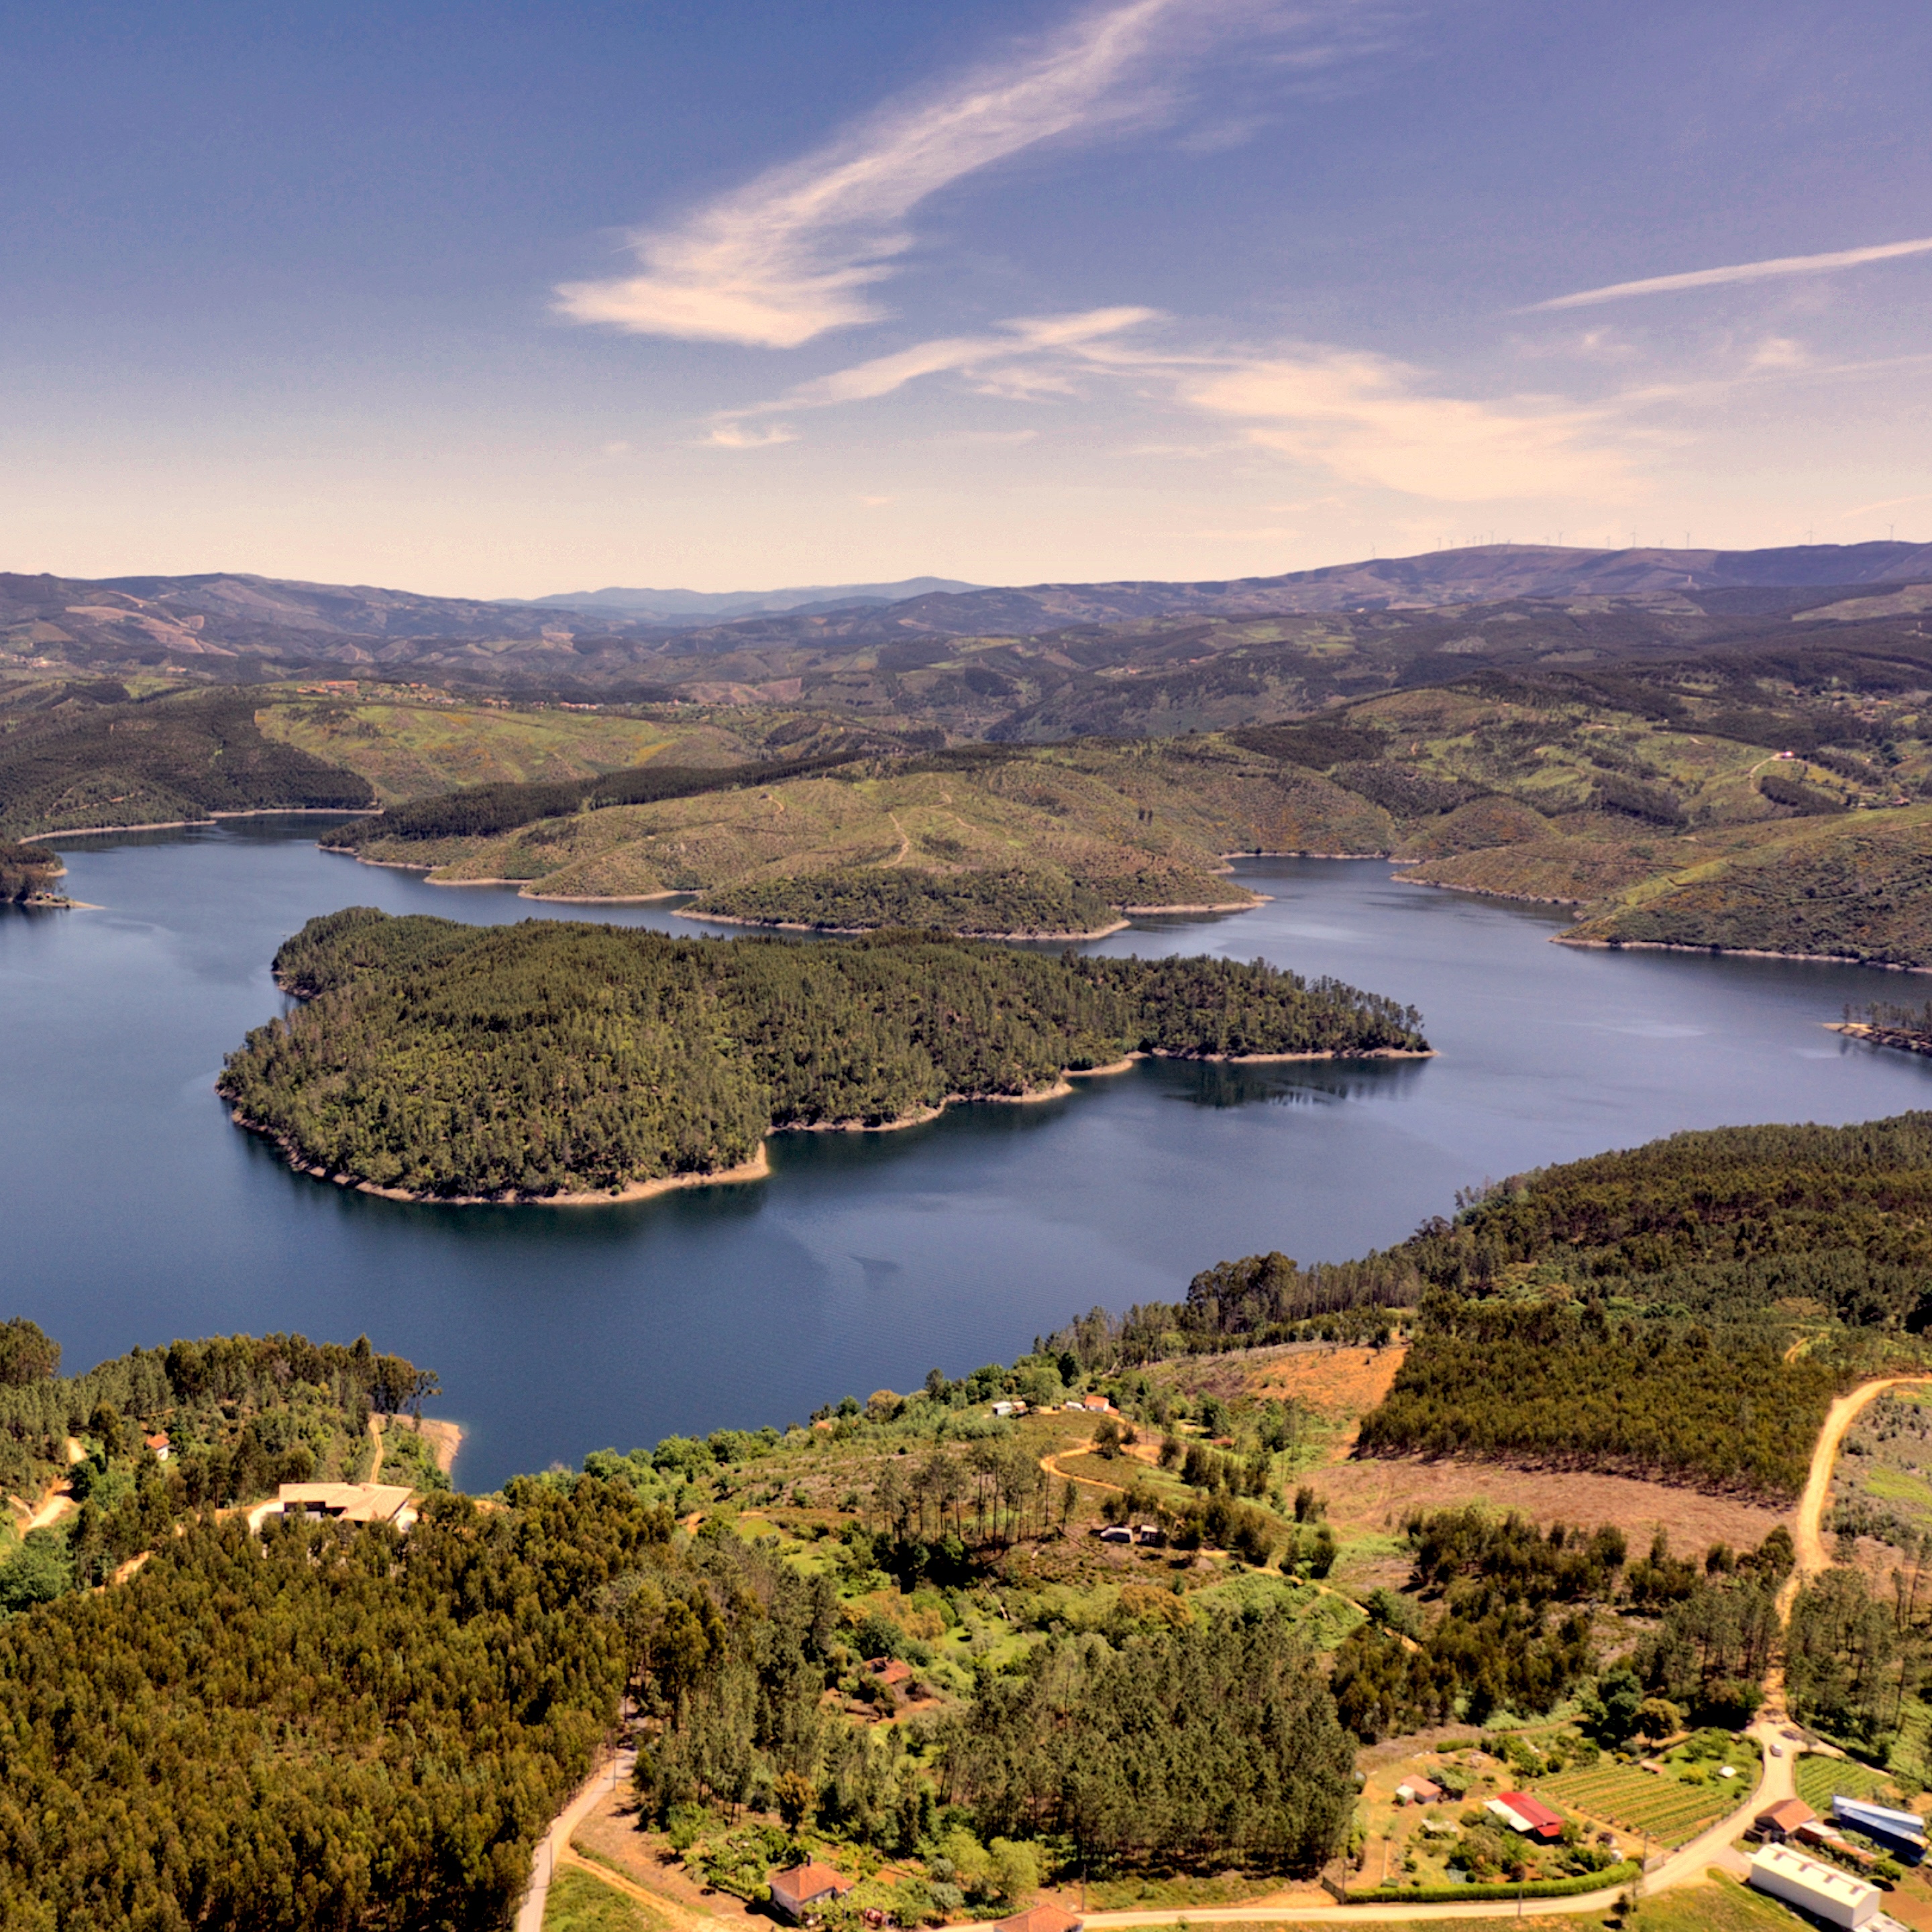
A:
[8, 817, 1931, 1489]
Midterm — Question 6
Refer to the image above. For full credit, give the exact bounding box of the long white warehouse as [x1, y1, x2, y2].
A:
[1748, 1843, 1880, 1928]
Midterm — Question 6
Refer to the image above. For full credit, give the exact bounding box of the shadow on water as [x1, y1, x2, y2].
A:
[1158, 1056, 1431, 1111]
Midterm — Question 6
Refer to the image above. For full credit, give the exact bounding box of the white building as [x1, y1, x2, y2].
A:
[1748, 1843, 1880, 1928]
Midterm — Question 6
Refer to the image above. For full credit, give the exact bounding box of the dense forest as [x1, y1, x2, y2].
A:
[0, 1480, 655, 1931]
[1037, 1116, 1932, 1495]
[0, 688, 372, 838]
[692, 866, 1120, 936]
[218, 909, 1426, 1199]
[1354, 1114, 1932, 1495]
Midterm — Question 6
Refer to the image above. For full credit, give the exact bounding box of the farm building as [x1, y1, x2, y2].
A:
[994, 1908, 1083, 1932]
[272, 1482, 414, 1527]
[1395, 1776, 1445, 1805]
[1833, 1796, 1927, 1861]
[767, 1864, 855, 1923]
[1756, 1799, 1817, 1841]
[1487, 1791, 1563, 1841]
[1748, 1843, 1880, 1927]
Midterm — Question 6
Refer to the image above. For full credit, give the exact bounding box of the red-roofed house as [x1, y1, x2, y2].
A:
[1757, 1799, 1817, 1842]
[1487, 1791, 1564, 1841]
[994, 1907, 1083, 1932]
[768, 1864, 854, 1923]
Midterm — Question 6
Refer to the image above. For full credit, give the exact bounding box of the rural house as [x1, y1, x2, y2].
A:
[767, 1863, 854, 1923]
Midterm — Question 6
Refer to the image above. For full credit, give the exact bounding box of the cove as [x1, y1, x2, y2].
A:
[7, 816, 1931, 1491]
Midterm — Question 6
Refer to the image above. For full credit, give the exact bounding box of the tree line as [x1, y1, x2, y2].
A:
[218, 908, 1426, 1199]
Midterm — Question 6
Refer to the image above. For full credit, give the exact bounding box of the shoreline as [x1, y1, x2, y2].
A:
[324, 841, 1276, 934]
[692, 908, 1135, 940]
[41, 807, 378, 841]
[1827, 1022, 1932, 1055]
[225, 1104, 773, 1204]
[1555, 934, 1932, 971]
[1398, 874, 1589, 907]
[223, 1034, 1430, 1206]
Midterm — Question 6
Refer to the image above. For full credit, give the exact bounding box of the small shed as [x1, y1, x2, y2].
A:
[768, 1864, 855, 1924]
[1396, 1776, 1445, 1806]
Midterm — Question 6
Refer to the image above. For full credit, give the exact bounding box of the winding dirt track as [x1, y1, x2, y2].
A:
[1782, 1374, 1932, 1619]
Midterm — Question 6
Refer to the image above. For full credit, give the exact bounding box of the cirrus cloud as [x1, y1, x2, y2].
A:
[555, 0, 1348, 349]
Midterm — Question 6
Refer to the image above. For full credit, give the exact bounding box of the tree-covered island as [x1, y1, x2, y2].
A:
[217, 908, 1429, 1202]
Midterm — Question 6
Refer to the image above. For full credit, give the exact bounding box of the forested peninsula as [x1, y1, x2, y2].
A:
[218, 908, 1428, 1202]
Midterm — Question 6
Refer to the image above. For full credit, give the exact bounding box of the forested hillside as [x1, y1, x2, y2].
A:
[0, 1481, 655, 1931]
[311, 657, 1932, 957]
[219, 909, 1426, 1199]
[0, 843, 61, 902]
[1354, 1115, 1932, 1495]
[0, 686, 372, 837]
[0, 1327, 437, 1612]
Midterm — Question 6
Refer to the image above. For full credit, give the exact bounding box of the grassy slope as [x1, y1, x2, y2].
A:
[335, 676, 1932, 953]
[350, 742, 1392, 918]
[256, 697, 753, 803]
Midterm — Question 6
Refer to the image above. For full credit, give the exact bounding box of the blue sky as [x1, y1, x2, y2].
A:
[5, 0, 1929, 595]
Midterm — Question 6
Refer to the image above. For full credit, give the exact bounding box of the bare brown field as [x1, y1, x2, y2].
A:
[1318, 1454, 1786, 1557]
[1239, 1343, 1406, 1417]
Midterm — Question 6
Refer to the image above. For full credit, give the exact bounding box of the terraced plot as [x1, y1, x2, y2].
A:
[1795, 1752, 1897, 1814]
[1540, 1764, 1741, 1845]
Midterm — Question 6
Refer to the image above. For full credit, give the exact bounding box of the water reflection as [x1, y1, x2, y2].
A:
[11, 830, 1932, 1487]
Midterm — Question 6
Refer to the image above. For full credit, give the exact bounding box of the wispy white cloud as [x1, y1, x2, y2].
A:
[722, 308, 1634, 502]
[555, 0, 1327, 349]
[749, 307, 1159, 414]
[1525, 236, 1932, 312]
[700, 422, 797, 450]
[1179, 351, 1627, 500]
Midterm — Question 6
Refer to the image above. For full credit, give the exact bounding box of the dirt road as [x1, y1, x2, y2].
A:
[1783, 1374, 1932, 1619]
[515, 1743, 637, 1932]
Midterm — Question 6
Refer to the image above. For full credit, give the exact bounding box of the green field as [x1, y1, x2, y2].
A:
[542, 1867, 659, 1932]
[1794, 1752, 1898, 1813]
[1540, 1762, 1743, 1845]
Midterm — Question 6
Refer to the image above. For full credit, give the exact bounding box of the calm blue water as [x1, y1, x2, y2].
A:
[7, 818, 1929, 1489]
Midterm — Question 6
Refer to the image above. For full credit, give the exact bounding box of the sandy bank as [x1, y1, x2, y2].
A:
[383, 1413, 465, 1477]
[225, 1105, 773, 1205]
[44, 808, 378, 840]
[1829, 1021, 1932, 1055]
[1398, 875, 1589, 906]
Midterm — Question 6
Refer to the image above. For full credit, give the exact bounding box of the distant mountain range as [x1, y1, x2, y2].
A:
[521, 577, 979, 621]
[4, 543, 1929, 716]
